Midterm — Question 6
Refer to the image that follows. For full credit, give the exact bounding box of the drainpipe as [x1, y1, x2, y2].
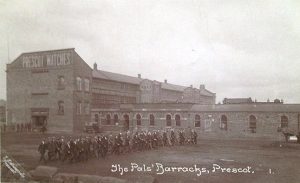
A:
[298, 113, 300, 133]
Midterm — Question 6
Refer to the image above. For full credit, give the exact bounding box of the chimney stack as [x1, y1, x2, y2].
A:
[190, 85, 193, 88]
[93, 62, 98, 70]
[164, 79, 167, 83]
[138, 74, 141, 78]
[200, 84, 205, 90]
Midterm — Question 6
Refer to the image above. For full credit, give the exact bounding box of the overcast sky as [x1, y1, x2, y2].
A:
[0, 0, 299, 103]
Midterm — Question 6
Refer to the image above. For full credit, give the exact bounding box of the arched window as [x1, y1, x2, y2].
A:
[166, 114, 172, 126]
[195, 115, 201, 127]
[249, 115, 257, 133]
[113, 114, 119, 125]
[136, 114, 141, 126]
[175, 114, 181, 126]
[106, 114, 111, 125]
[58, 101, 64, 115]
[220, 115, 227, 130]
[95, 114, 99, 122]
[149, 114, 155, 126]
[281, 115, 288, 128]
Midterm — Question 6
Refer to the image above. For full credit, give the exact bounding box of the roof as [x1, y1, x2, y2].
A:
[223, 98, 252, 104]
[161, 82, 186, 92]
[92, 70, 142, 85]
[200, 89, 215, 97]
[92, 69, 187, 92]
[190, 104, 300, 112]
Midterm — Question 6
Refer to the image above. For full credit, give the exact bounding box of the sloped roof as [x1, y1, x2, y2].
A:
[92, 69, 188, 92]
[161, 82, 186, 92]
[200, 89, 215, 97]
[92, 70, 143, 85]
[190, 104, 300, 112]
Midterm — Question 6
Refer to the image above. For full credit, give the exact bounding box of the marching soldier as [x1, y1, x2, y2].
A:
[179, 130, 185, 145]
[38, 139, 47, 163]
[170, 129, 176, 146]
[192, 129, 198, 144]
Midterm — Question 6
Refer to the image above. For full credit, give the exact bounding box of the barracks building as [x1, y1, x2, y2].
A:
[6, 48, 300, 139]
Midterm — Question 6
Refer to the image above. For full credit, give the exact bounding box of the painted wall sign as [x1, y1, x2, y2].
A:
[22, 52, 72, 68]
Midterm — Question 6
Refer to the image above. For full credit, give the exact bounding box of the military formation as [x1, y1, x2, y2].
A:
[38, 129, 198, 164]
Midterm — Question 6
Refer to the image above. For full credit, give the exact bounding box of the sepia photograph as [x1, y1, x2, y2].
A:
[0, 0, 300, 182]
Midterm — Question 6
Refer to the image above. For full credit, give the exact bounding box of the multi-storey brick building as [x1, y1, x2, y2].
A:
[6, 48, 215, 132]
[6, 48, 91, 132]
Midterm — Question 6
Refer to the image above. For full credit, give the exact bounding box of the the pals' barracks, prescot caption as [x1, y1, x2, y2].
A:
[6, 48, 300, 139]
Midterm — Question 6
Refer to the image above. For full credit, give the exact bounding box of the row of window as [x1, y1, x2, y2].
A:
[57, 76, 90, 92]
[76, 77, 90, 92]
[96, 114, 289, 130]
[220, 115, 288, 132]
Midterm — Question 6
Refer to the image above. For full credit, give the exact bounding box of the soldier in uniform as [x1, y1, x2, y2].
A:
[192, 129, 198, 144]
[47, 138, 57, 161]
[38, 139, 47, 163]
[113, 134, 123, 155]
[162, 130, 168, 147]
[101, 135, 109, 158]
[179, 130, 185, 145]
[170, 129, 176, 146]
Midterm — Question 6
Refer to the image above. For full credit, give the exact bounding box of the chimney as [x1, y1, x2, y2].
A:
[138, 74, 141, 78]
[190, 85, 193, 88]
[164, 79, 167, 83]
[200, 84, 205, 90]
[93, 62, 98, 70]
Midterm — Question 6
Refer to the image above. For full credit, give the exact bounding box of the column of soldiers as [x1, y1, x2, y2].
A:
[0, 122, 32, 133]
[38, 129, 198, 164]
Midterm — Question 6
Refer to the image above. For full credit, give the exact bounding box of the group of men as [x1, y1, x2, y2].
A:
[0, 122, 32, 133]
[38, 129, 198, 164]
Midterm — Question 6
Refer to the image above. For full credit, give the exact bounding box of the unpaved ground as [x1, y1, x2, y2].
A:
[1, 132, 300, 183]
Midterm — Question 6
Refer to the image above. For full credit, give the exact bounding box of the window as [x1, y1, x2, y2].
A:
[84, 79, 90, 92]
[281, 115, 288, 128]
[175, 114, 181, 126]
[149, 114, 155, 126]
[106, 114, 111, 125]
[95, 114, 99, 122]
[114, 114, 119, 125]
[249, 115, 257, 133]
[220, 115, 227, 130]
[166, 114, 172, 126]
[76, 77, 82, 91]
[58, 101, 64, 115]
[58, 76, 65, 89]
[84, 102, 89, 115]
[136, 114, 141, 126]
[195, 115, 201, 127]
[76, 102, 82, 115]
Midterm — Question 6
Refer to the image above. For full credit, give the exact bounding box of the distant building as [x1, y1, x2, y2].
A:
[223, 97, 284, 104]
[223, 97, 253, 104]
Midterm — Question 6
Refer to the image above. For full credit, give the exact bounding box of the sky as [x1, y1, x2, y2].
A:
[0, 0, 299, 103]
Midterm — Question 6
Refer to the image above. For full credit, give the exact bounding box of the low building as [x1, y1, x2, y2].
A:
[92, 103, 300, 139]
